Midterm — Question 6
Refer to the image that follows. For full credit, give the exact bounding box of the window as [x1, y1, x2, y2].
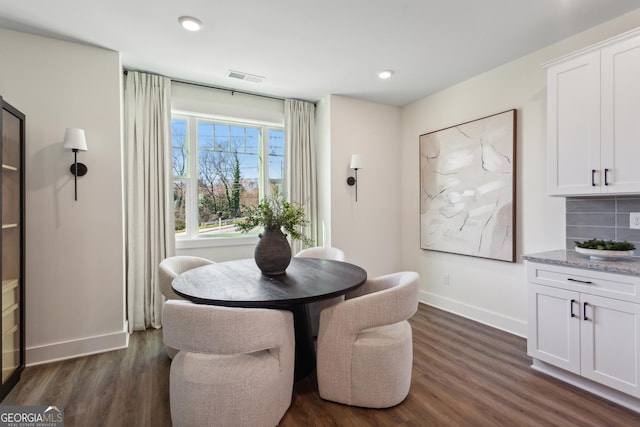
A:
[172, 114, 285, 240]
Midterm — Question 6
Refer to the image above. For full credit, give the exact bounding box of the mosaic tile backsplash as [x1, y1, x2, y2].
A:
[566, 197, 640, 256]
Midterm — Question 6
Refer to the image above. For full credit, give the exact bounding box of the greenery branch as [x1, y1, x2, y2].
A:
[236, 193, 314, 246]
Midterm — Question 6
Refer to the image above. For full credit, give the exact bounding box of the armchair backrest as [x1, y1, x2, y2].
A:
[163, 300, 294, 358]
[320, 271, 420, 335]
[158, 256, 214, 299]
[295, 246, 345, 261]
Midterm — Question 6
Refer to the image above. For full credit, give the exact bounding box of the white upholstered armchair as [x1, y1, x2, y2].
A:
[295, 246, 346, 338]
[163, 300, 295, 427]
[316, 271, 420, 408]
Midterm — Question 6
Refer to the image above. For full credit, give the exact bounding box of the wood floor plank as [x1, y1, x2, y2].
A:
[3, 304, 640, 426]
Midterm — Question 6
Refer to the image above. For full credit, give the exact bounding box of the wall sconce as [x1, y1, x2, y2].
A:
[63, 128, 88, 201]
[346, 154, 362, 202]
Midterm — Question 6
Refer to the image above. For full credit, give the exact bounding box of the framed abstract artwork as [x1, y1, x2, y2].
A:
[419, 109, 516, 262]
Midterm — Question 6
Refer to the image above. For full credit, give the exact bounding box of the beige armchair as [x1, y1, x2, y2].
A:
[163, 300, 295, 427]
[159, 256, 215, 359]
[295, 246, 346, 337]
[316, 271, 420, 408]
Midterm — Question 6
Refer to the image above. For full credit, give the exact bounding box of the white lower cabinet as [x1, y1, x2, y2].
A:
[527, 262, 640, 407]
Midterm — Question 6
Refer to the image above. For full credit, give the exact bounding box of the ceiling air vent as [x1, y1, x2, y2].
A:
[227, 70, 264, 83]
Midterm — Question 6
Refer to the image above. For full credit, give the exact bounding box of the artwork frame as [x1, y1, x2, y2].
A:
[419, 109, 516, 262]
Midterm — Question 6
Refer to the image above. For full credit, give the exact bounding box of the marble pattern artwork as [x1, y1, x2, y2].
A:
[419, 110, 516, 262]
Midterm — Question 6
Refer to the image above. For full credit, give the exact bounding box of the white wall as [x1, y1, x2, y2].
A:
[0, 29, 127, 363]
[320, 95, 402, 277]
[400, 9, 640, 336]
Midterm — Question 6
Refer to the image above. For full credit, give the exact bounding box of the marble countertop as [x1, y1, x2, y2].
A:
[522, 249, 640, 276]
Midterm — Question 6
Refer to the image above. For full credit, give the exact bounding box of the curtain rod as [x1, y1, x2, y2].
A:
[123, 69, 286, 102]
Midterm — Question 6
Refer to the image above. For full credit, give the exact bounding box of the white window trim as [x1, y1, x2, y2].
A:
[172, 109, 283, 128]
[176, 234, 258, 250]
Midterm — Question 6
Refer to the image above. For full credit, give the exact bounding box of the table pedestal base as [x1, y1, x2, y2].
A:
[288, 304, 315, 381]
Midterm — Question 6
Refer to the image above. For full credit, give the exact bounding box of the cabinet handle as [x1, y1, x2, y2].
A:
[570, 299, 577, 318]
[592, 169, 596, 186]
[604, 168, 610, 186]
[567, 278, 593, 285]
[583, 302, 590, 321]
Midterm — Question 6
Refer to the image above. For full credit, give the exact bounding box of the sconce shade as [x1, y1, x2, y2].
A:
[349, 154, 362, 170]
[63, 128, 88, 151]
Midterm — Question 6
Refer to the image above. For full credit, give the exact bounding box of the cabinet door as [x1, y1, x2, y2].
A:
[0, 100, 24, 399]
[528, 284, 581, 373]
[601, 34, 640, 194]
[547, 51, 601, 196]
[580, 294, 640, 398]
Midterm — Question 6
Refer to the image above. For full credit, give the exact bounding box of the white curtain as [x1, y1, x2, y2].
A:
[285, 99, 317, 254]
[124, 71, 174, 332]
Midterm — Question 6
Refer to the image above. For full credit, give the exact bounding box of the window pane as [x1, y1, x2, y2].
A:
[197, 150, 257, 230]
[174, 180, 187, 236]
[198, 121, 214, 150]
[246, 128, 260, 154]
[239, 153, 260, 209]
[268, 129, 285, 195]
[198, 150, 232, 221]
[230, 126, 245, 152]
[238, 153, 260, 182]
[214, 124, 230, 151]
[172, 118, 188, 177]
[197, 150, 249, 237]
[269, 129, 284, 156]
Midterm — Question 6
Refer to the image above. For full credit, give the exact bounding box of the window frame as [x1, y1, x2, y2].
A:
[172, 110, 285, 248]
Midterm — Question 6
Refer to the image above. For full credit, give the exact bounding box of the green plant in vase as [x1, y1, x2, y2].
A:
[236, 193, 313, 275]
[236, 193, 313, 245]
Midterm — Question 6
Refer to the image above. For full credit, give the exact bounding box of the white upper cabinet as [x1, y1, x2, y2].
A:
[546, 52, 601, 195]
[546, 29, 640, 196]
[601, 36, 640, 194]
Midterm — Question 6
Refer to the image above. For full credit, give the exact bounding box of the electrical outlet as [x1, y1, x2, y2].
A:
[631, 213, 640, 230]
[443, 274, 450, 286]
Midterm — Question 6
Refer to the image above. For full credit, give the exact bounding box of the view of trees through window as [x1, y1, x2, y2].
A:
[172, 115, 284, 238]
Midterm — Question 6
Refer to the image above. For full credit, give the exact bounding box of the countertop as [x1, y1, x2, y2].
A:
[522, 249, 640, 276]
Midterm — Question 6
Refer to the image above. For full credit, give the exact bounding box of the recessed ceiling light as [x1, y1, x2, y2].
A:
[377, 70, 394, 79]
[178, 16, 203, 32]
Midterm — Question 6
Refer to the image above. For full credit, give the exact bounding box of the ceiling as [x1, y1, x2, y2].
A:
[1, 0, 639, 106]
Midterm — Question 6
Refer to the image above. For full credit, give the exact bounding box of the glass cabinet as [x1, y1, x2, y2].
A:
[0, 96, 25, 400]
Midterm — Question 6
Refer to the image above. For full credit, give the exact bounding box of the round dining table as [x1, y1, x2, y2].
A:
[172, 257, 367, 380]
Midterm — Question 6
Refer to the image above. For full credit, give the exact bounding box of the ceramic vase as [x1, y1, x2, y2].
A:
[254, 227, 292, 275]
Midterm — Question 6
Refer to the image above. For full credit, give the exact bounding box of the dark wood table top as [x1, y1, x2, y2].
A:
[172, 257, 367, 308]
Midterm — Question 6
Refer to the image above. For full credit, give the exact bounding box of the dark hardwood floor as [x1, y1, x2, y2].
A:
[4, 304, 640, 426]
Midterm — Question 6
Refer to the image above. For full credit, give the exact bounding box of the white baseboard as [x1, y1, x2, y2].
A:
[532, 358, 640, 413]
[26, 329, 129, 366]
[420, 291, 527, 337]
